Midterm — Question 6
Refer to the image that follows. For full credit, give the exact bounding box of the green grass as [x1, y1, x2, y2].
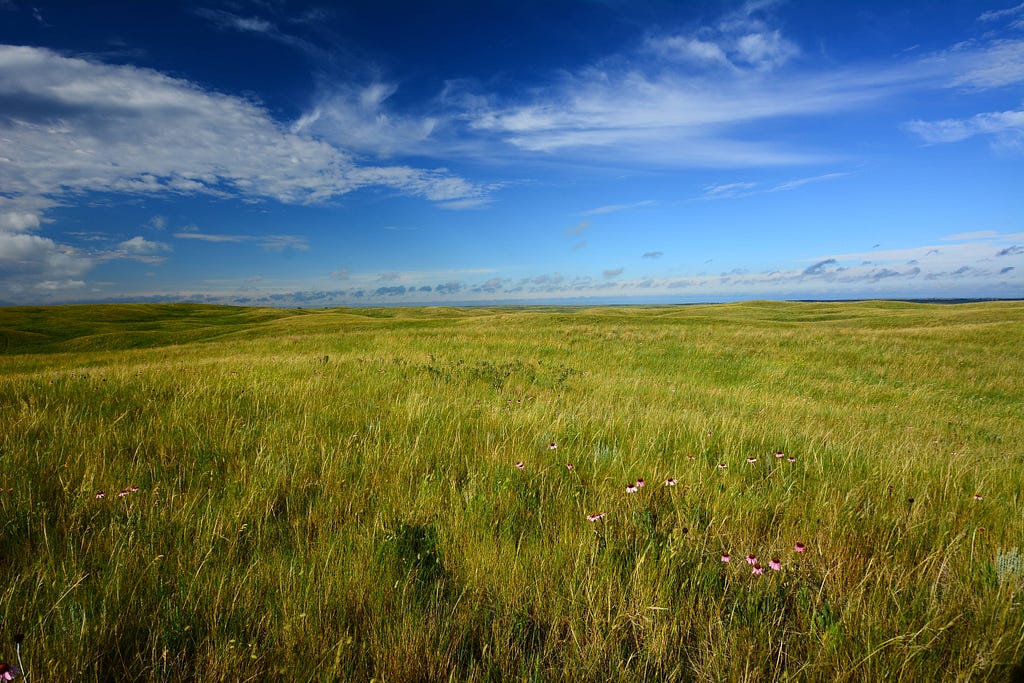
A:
[1, 300, 1022, 681]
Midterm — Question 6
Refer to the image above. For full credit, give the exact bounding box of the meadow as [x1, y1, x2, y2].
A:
[0, 300, 1022, 682]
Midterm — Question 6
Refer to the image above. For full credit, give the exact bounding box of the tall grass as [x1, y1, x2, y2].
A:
[0, 301, 1022, 681]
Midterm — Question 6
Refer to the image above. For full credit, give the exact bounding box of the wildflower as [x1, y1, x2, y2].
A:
[775, 451, 785, 458]
[769, 558, 782, 571]
[973, 493, 983, 501]
[586, 512, 607, 522]
[0, 663, 20, 680]
[566, 463, 575, 471]
[718, 463, 727, 469]
[746, 554, 758, 565]
[794, 542, 806, 553]
[129, 486, 140, 493]
[515, 461, 525, 470]
[95, 491, 106, 499]
[751, 563, 764, 575]
[787, 456, 796, 463]
[721, 552, 731, 562]
[746, 457, 757, 463]
[686, 455, 695, 461]
[118, 489, 130, 498]
[635, 478, 646, 488]
[664, 477, 677, 486]
[625, 483, 638, 494]
[549, 442, 557, 450]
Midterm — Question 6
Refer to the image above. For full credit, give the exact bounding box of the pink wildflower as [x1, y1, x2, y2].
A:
[635, 478, 646, 488]
[775, 451, 785, 459]
[566, 463, 575, 471]
[118, 489, 130, 498]
[787, 456, 797, 463]
[746, 553, 758, 565]
[794, 542, 806, 553]
[751, 563, 764, 575]
[95, 491, 106, 499]
[549, 442, 557, 450]
[769, 558, 782, 571]
[0, 663, 21, 680]
[664, 477, 677, 486]
[973, 493, 983, 501]
[515, 461, 525, 470]
[746, 457, 757, 463]
[586, 512, 607, 522]
[625, 483, 638, 494]
[721, 552, 731, 563]
[718, 463, 727, 469]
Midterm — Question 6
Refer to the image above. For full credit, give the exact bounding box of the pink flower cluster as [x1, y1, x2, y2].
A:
[96, 485, 140, 500]
[719, 543, 806, 575]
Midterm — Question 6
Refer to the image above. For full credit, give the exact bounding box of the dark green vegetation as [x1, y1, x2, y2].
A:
[1, 301, 1022, 681]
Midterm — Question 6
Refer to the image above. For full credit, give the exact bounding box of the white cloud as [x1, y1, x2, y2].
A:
[979, 3, 1024, 23]
[295, 83, 440, 157]
[0, 211, 41, 232]
[698, 172, 848, 200]
[734, 31, 799, 71]
[0, 45, 487, 209]
[581, 200, 656, 215]
[904, 109, 1024, 146]
[173, 230, 309, 251]
[115, 236, 172, 263]
[941, 39, 1024, 90]
[646, 36, 732, 67]
[941, 230, 1001, 241]
[0, 231, 93, 293]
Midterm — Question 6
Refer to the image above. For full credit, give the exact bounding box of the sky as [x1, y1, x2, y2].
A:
[0, 0, 1022, 306]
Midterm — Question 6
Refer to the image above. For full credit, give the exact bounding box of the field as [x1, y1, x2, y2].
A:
[1, 300, 1022, 681]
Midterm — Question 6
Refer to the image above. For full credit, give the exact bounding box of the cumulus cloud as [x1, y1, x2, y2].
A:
[0, 211, 41, 232]
[115, 236, 172, 263]
[0, 231, 92, 294]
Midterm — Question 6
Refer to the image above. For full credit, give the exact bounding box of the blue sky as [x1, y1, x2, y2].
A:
[1, 0, 1021, 306]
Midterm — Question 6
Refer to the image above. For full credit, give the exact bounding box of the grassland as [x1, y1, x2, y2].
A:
[1, 300, 1022, 681]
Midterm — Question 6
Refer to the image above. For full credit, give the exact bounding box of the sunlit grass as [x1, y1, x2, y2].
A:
[1, 300, 1022, 680]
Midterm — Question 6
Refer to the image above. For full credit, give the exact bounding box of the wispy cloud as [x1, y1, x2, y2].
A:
[581, 200, 656, 216]
[642, 251, 663, 259]
[565, 219, 590, 236]
[193, 7, 325, 57]
[0, 45, 490, 210]
[173, 231, 309, 251]
[698, 172, 849, 200]
[903, 109, 1024, 149]
[979, 2, 1024, 25]
[942, 230, 1002, 241]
